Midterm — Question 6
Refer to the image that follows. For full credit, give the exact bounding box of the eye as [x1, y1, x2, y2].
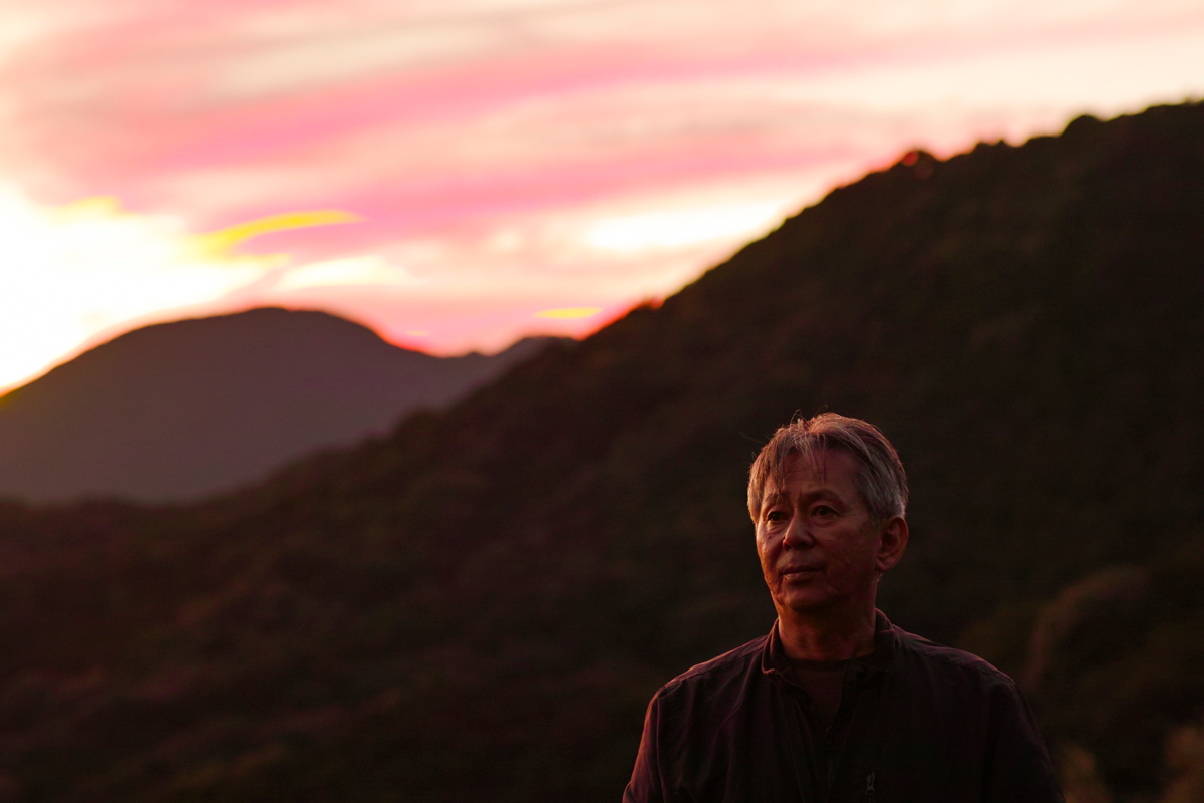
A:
[811, 504, 837, 519]
[764, 509, 788, 523]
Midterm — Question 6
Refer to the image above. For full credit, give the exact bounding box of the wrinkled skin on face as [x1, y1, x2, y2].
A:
[754, 450, 908, 654]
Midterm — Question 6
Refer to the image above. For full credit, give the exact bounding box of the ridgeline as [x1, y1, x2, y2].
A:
[2, 102, 1203, 802]
[0, 308, 559, 502]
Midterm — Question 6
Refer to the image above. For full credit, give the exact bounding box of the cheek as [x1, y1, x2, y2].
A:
[756, 532, 779, 564]
[755, 538, 770, 564]
[823, 534, 875, 581]
[836, 539, 880, 579]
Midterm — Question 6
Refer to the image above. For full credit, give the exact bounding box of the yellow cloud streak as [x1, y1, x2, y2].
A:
[535, 307, 602, 320]
[191, 210, 360, 260]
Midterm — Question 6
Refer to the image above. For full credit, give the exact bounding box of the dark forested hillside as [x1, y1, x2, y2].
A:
[0, 308, 557, 502]
[2, 102, 1203, 803]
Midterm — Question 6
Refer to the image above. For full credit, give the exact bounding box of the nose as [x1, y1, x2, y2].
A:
[782, 514, 811, 549]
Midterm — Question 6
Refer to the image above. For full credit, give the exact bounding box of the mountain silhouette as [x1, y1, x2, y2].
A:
[0, 308, 559, 501]
[0, 102, 1202, 802]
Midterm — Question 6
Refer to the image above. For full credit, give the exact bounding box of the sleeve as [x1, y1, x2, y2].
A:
[982, 680, 1066, 803]
[623, 691, 669, 803]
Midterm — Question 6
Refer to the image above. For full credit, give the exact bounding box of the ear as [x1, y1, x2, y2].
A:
[875, 516, 909, 573]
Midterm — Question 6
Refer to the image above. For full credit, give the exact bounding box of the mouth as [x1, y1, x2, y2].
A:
[781, 566, 822, 578]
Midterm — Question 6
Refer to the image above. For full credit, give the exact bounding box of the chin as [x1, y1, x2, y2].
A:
[777, 590, 835, 613]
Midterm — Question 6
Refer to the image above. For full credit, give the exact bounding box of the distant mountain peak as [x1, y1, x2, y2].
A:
[0, 307, 564, 502]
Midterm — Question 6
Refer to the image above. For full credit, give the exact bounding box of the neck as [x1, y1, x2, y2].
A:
[777, 602, 877, 662]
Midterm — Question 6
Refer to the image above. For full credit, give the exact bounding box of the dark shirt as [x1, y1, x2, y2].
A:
[623, 611, 1064, 803]
[769, 633, 858, 799]
[770, 637, 849, 730]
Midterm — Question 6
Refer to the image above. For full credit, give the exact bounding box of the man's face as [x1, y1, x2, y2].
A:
[754, 449, 897, 616]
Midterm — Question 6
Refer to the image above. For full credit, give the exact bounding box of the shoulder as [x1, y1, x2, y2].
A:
[653, 634, 769, 710]
[894, 626, 1011, 679]
[645, 634, 773, 745]
[879, 623, 1063, 799]
[888, 624, 1022, 703]
[663, 634, 767, 690]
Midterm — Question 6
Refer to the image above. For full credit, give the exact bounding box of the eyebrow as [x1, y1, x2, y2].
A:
[763, 491, 788, 506]
[762, 487, 842, 510]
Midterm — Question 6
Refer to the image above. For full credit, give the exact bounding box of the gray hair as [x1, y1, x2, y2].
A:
[747, 413, 909, 522]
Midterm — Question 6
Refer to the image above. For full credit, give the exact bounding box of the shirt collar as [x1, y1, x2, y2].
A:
[761, 609, 896, 683]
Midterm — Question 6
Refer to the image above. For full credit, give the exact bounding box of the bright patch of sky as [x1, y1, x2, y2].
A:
[0, 184, 271, 390]
[0, 186, 357, 391]
[586, 201, 792, 252]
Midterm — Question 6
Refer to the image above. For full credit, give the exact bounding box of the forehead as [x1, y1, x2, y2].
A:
[766, 449, 861, 499]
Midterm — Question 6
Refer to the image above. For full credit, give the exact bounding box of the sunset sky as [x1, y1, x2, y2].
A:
[2, 0, 1202, 391]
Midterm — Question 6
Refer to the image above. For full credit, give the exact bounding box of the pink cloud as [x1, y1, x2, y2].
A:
[1, 0, 1203, 380]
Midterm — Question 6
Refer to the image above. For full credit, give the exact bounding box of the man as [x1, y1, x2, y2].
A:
[623, 413, 1064, 802]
